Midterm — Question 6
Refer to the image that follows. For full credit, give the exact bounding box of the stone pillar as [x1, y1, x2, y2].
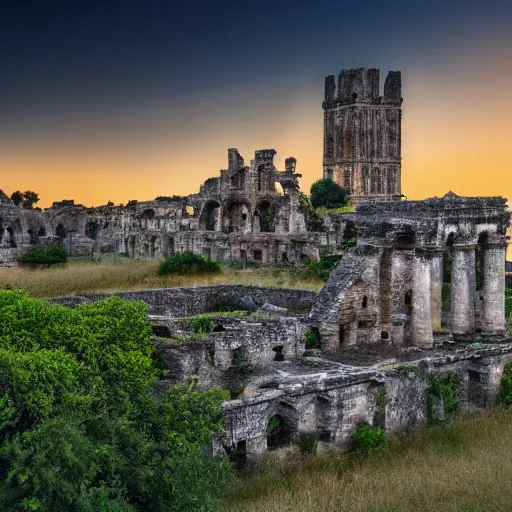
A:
[412, 249, 433, 348]
[450, 244, 476, 338]
[430, 251, 444, 333]
[480, 242, 507, 335]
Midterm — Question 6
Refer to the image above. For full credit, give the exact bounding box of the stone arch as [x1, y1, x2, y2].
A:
[266, 402, 298, 450]
[394, 228, 415, 250]
[140, 209, 155, 219]
[6, 227, 16, 248]
[37, 226, 46, 237]
[56, 223, 67, 240]
[199, 200, 221, 231]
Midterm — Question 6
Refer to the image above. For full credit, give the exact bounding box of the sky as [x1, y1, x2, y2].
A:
[1, 0, 512, 211]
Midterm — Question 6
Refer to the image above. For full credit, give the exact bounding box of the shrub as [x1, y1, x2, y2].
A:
[299, 431, 318, 455]
[298, 192, 325, 232]
[497, 361, 512, 406]
[158, 252, 220, 276]
[310, 179, 347, 209]
[306, 255, 341, 281]
[351, 423, 387, 455]
[184, 315, 213, 334]
[18, 244, 67, 266]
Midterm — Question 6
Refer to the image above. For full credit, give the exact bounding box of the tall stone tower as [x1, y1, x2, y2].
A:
[322, 68, 402, 205]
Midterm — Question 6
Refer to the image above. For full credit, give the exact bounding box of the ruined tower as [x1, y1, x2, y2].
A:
[322, 68, 402, 205]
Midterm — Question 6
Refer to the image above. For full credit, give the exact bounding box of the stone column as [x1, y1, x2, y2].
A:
[450, 244, 476, 338]
[480, 242, 507, 335]
[412, 249, 433, 348]
[430, 251, 444, 333]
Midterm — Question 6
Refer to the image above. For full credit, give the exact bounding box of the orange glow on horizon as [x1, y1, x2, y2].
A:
[2, 54, 511, 256]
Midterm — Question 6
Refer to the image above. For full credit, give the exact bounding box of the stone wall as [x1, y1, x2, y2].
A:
[48, 285, 318, 316]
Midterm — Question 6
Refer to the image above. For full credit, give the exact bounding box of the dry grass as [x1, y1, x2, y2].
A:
[0, 256, 324, 298]
[224, 408, 512, 512]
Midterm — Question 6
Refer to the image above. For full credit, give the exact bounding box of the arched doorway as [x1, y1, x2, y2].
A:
[200, 201, 221, 231]
[267, 414, 292, 450]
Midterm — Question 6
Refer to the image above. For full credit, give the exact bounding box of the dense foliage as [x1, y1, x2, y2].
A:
[0, 291, 231, 511]
[496, 362, 512, 406]
[10, 190, 40, 209]
[351, 423, 387, 455]
[18, 244, 68, 266]
[306, 255, 342, 281]
[158, 252, 220, 276]
[426, 374, 461, 425]
[310, 179, 347, 210]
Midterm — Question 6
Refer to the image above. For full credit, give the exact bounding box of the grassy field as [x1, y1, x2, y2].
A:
[224, 408, 512, 512]
[0, 256, 324, 297]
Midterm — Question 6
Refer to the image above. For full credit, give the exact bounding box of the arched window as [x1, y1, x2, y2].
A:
[267, 415, 291, 450]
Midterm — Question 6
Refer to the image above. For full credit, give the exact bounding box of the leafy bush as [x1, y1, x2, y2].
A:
[506, 288, 512, 320]
[158, 252, 220, 276]
[0, 291, 232, 512]
[18, 244, 67, 266]
[184, 315, 213, 334]
[351, 423, 387, 455]
[426, 374, 461, 424]
[310, 179, 347, 209]
[497, 362, 512, 406]
[299, 431, 318, 455]
[306, 255, 342, 281]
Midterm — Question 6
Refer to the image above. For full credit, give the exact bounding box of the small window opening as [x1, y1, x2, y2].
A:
[152, 325, 172, 338]
[253, 249, 262, 261]
[212, 324, 226, 332]
[339, 325, 345, 345]
[362, 296, 368, 308]
[272, 346, 284, 362]
[405, 290, 413, 314]
[381, 331, 389, 340]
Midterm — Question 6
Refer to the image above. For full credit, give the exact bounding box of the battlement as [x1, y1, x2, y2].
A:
[254, 149, 277, 167]
[323, 68, 402, 107]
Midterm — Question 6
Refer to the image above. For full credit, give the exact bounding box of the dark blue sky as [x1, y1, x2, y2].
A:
[2, 0, 511, 137]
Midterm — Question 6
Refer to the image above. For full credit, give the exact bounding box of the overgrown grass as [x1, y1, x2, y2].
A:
[224, 408, 512, 512]
[0, 255, 324, 298]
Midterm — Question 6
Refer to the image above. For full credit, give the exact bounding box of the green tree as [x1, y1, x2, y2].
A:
[0, 291, 232, 512]
[21, 191, 40, 209]
[10, 191, 23, 206]
[310, 179, 347, 209]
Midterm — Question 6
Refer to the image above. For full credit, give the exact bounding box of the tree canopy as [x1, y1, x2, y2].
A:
[0, 292, 231, 511]
[10, 190, 40, 209]
[310, 179, 347, 209]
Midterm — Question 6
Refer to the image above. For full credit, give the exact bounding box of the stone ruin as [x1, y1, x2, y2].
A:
[323, 68, 402, 205]
[0, 148, 319, 266]
[3, 66, 512, 461]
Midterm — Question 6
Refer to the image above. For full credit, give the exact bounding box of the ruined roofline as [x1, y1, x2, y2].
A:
[323, 67, 402, 107]
[355, 194, 508, 217]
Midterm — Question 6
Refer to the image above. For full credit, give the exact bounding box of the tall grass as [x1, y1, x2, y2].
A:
[0, 256, 324, 298]
[224, 408, 512, 512]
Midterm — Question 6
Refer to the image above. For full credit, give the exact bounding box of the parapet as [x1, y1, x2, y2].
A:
[254, 149, 277, 167]
[323, 68, 402, 107]
[284, 157, 297, 174]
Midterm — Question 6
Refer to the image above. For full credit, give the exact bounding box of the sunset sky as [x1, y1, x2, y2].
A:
[1, 0, 511, 210]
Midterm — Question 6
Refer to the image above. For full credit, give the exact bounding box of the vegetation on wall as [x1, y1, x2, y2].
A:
[18, 244, 68, 266]
[298, 192, 325, 232]
[426, 374, 461, 425]
[310, 179, 348, 209]
[0, 291, 231, 512]
[158, 252, 220, 276]
[496, 361, 512, 406]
